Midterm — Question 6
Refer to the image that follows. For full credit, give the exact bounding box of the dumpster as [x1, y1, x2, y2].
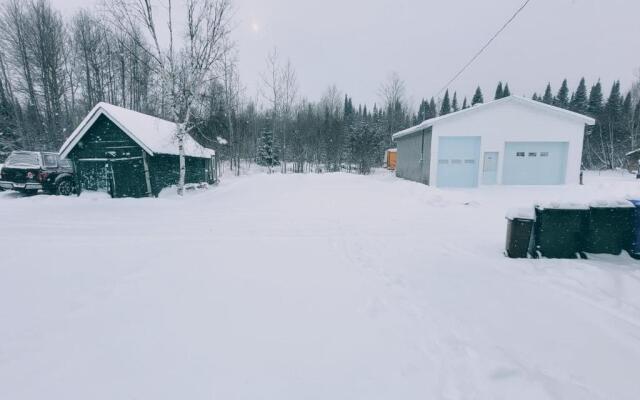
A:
[533, 203, 589, 259]
[629, 199, 640, 259]
[505, 210, 534, 258]
[583, 200, 635, 255]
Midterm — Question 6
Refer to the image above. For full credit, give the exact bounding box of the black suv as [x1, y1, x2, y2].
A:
[0, 151, 75, 195]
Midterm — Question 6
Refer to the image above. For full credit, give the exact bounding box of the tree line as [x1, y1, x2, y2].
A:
[0, 0, 638, 175]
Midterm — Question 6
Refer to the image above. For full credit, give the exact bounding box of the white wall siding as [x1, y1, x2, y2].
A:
[428, 101, 586, 186]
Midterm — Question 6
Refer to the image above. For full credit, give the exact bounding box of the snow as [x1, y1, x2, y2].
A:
[505, 206, 535, 220]
[1, 170, 640, 399]
[392, 96, 596, 141]
[59, 102, 215, 159]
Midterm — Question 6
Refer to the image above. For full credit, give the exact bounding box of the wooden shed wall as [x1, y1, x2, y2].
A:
[67, 114, 214, 197]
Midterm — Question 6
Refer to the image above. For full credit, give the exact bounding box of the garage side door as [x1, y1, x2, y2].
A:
[437, 136, 481, 188]
[503, 142, 568, 185]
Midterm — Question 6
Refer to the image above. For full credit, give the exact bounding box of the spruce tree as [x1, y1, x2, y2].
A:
[555, 79, 570, 108]
[532, 93, 539, 101]
[440, 90, 451, 115]
[570, 77, 588, 114]
[472, 86, 484, 105]
[257, 127, 279, 168]
[428, 98, 437, 118]
[452, 92, 459, 112]
[462, 97, 468, 109]
[542, 83, 553, 104]
[502, 83, 511, 97]
[0, 79, 19, 159]
[494, 82, 504, 100]
[587, 81, 603, 117]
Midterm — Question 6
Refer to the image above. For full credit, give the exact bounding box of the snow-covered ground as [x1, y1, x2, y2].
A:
[1, 170, 640, 400]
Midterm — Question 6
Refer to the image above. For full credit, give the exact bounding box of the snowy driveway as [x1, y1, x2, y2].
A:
[1, 171, 640, 399]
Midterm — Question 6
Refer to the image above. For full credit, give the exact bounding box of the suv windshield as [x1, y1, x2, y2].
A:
[42, 153, 58, 168]
[5, 152, 40, 167]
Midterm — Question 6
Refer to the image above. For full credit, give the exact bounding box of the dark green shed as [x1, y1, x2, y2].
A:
[59, 102, 216, 198]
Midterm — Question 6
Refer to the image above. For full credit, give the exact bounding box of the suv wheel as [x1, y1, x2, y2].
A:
[56, 180, 74, 196]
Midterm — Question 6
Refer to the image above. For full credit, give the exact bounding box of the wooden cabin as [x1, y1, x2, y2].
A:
[59, 103, 216, 198]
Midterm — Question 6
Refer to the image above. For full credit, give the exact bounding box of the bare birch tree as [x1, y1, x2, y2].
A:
[109, 0, 232, 195]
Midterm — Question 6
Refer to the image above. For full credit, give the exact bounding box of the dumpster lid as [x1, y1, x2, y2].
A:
[536, 202, 589, 211]
[589, 199, 634, 208]
[506, 207, 535, 220]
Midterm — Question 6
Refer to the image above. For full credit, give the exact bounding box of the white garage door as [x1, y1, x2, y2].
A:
[503, 142, 569, 185]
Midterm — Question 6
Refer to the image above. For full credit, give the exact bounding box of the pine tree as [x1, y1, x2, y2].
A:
[502, 83, 511, 97]
[452, 92, 459, 112]
[587, 81, 603, 117]
[542, 83, 553, 104]
[555, 79, 570, 108]
[440, 90, 451, 115]
[257, 126, 279, 168]
[570, 78, 588, 114]
[462, 97, 468, 109]
[428, 98, 437, 118]
[472, 86, 484, 105]
[494, 82, 504, 100]
[0, 79, 19, 159]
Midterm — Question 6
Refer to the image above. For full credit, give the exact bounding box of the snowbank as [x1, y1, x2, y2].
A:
[1, 170, 640, 400]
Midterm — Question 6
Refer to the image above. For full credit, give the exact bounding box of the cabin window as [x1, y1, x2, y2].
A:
[516, 152, 525, 157]
[540, 152, 549, 157]
[528, 152, 537, 157]
[464, 159, 475, 164]
[451, 159, 462, 164]
[438, 159, 449, 165]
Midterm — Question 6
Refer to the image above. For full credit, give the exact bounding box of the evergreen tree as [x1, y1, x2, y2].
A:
[600, 81, 623, 168]
[257, 126, 279, 168]
[440, 90, 451, 115]
[428, 98, 437, 118]
[587, 81, 603, 117]
[542, 83, 553, 104]
[494, 82, 504, 100]
[570, 78, 588, 114]
[452, 92, 459, 112]
[472, 86, 484, 105]
[502, 83, 511, 97]
[532, 93, 539, 101]
[555, 79, 570, 108]
[0, 79, 20, 160]
[462, 97, 468, 109]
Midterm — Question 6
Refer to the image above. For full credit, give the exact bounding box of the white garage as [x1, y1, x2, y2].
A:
[392, 96, 595, 187]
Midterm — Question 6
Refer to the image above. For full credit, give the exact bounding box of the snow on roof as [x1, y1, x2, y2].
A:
[626, 148, 640, 157]
[59, 102, 215, 159]
[392, 96, 597, 141]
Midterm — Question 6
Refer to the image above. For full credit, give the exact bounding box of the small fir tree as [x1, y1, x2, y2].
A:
[570, 78, 588, 114]
[452, 92, 459, 112]
[494, 82, 504, 100]
[472, 86, 484, 105]
[555, 79, 570, 108]
[440, 90, 451, 115]
[542, 83, 554, 104]
[257, 127, 279, 168]
[502, 83, 511, 97]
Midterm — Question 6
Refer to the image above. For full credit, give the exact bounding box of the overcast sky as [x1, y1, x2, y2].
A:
[52, 0, 640, 109]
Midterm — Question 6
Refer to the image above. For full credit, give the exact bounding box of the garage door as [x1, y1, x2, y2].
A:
[437, 137, 481, 188]
[503, 142, 568, 185]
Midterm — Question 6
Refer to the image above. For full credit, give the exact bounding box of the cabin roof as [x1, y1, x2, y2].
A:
[59, 102, 215, 159]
